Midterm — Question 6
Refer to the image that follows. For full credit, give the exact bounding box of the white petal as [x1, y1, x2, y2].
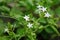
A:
[27, 23, 33, 28]
[37, 5, 43, 8]
[41, 7, 47, 12]
[23, 15, 30, 21]
[4, 28, 9, 32]
[44, 12, 51, 17]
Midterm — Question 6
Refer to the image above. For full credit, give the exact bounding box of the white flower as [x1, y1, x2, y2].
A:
[27, 23, 33, 28]
[4, 28, 9, 32]
[44, 12, 51, 17]
[23, 15, 30, 21]
[37, 5, 47, 12]
[36, 5, 42, 13]
[37, 5, 43, 9]
[41, 7, 47, 12]
[37, 5, 43, 11]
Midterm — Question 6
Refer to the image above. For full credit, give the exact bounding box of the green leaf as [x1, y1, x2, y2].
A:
[0, 36, 10, 40]
[10, 8, 23, 20]
[16, 28, 26, 39]
[0, 19, 5, 35]
[0, 6, 10, 12]
[55, 7, 60, 17]
[45, 26, 55, 33]
[47, 18, 56, 25]
[38, 18, 46, 24]
[27, 32, 36, 40]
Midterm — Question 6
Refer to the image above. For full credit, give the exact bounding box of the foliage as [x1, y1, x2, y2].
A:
[0, 0, 60, 40]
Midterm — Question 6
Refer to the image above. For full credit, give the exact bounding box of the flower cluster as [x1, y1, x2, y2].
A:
[23, 15, 33, 28]
[23, 5, 51, 28]
[37, 5, 47, 12]
[36, 5, 51, 18]
[4, 4, 51, 32]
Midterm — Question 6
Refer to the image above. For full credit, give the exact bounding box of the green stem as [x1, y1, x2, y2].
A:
[51, 26, 60, 36]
